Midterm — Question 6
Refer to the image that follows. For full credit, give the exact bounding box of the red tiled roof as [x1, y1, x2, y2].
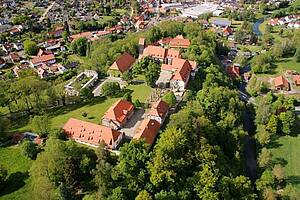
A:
[10, 53, 20, 62]
[148, 99, 169, 120]
[70, 32, 92, 41]
[0, 58, 5, 65]
[103, 99, 134, 124]
[162, 58, 192, 82]
[169, 35, 190, 49]
[31, 54, 55, 65]
[110, 52, 135, 73]
[143, 45, 166, 59]
[274, 75, 289, 88]
[133, 119, 160, 145]
[293, 75, 300, 85]
[166, 48, 181, 59]
[158, 37, 172, 45]
[226, 65, 240, 78]
[63, 118, 121, 148]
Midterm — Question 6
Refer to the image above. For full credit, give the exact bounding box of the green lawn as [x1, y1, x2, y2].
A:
[10, 82, 152, 132]
[126, 82, 152, 103]
[274, 57, 300, 75]
[270, 135, 300, 192]
[0, 145, 33, 200]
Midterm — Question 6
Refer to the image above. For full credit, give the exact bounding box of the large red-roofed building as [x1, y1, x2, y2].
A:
[109, 52, 135, 76]
[133, 119, 160, 145]
[63, 118, 123, 149]
[102, 99, 135, 130]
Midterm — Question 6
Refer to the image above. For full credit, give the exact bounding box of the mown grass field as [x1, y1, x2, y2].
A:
[10, 82, 152, 132]
[270, 135, 300, 192]
[0, 145, 33, 200]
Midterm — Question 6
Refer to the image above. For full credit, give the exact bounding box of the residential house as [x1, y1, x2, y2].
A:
[147, 99, 169, 124]
[13, 63, 30, 77]
[0, 58, 6, 68]
[1, 43, 13, 54]
[9, 52, 21, 63]
[12, 42, 23, 51]
[169, 35, 190, 49]
[223, 26, 232, 36]
[133, 119, 160, 145]
[48, 26, 64, 38]
[226, 65, 240, 78]
[274, 75, 289, 91]
[102, 99, 135, 130]
[293, 75, 300, 86]
[30, 53, 56, 68]
[109, 52, 135, 77]
[63, 118, 123, 149]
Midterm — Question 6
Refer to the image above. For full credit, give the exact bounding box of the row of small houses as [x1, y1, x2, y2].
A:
[268, 15, 300, 29]
[63, 98, 169, 149]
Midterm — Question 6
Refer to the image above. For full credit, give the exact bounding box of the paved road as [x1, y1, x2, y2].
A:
[39, 2, 55, 23]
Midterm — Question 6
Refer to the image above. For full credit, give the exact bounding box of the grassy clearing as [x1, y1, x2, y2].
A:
[10, 82, 152, 132]
[274, 58, 300, 75]
[126, 82, 152, 103]
[270, 134, 300, 192]
[0, 145, 33, 200]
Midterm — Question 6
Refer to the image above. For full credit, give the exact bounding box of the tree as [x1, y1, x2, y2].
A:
[0, 164, 7, 190]
[272, 164, 285, 183]
[24, 40, 38, 56]
[256, 125, 272, 146]
[258, 148, 272, 168]
[123, 70, 133, 82]
[133, 99, 141, 108]
[71, 37, 88, 56]
[80, 88, 94, 101]
[194, 164, 219, 200]
[95, 142, 114, 199]
[21, 140, 38, 159]
[31, 115, 51, 137]
[145, 60, 160, 87]
[256, 170, 275, 192]
[101, 81, 121, 97]
[112, 140, 150, 195]
[62, 31, 69, 42]
[123, 92, 132, 102]
[220, 176, 256, 199]
[279, 110, 296, 135]
[162, 91, 176, 107]
[107, 187, 127, 200]
[294, 47, 300, 63]
[136, 190, 152, 200]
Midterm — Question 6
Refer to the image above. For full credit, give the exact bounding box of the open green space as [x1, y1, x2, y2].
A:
[0, 145, 33, 200]
[270, 134, 300, 193]
[10, 82, 152, 132]
[274, 57, 300, 75]
[126, 82, 152, 103]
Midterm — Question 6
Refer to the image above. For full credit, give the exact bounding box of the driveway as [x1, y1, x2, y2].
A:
[120, 109, 145, 138]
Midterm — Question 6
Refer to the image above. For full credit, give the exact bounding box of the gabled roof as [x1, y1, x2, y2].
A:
[103, 99, 134, 124]
[143, 45, 166, 59]
[169, 35, 190, 48]
[31, 54, 55, 65]
[226, 65, 240, 78]
[162, 58, 192, 82]
[148, 99, 169, 120]
[133, 119, 160, 145]
[0, 58, 5, 65]
[166, 48, 181, 59]
[274, 75, 289, 88]
[293, 75, 300, 84]
[110, 52, 135, 73]
[63, 118, 121, 148]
